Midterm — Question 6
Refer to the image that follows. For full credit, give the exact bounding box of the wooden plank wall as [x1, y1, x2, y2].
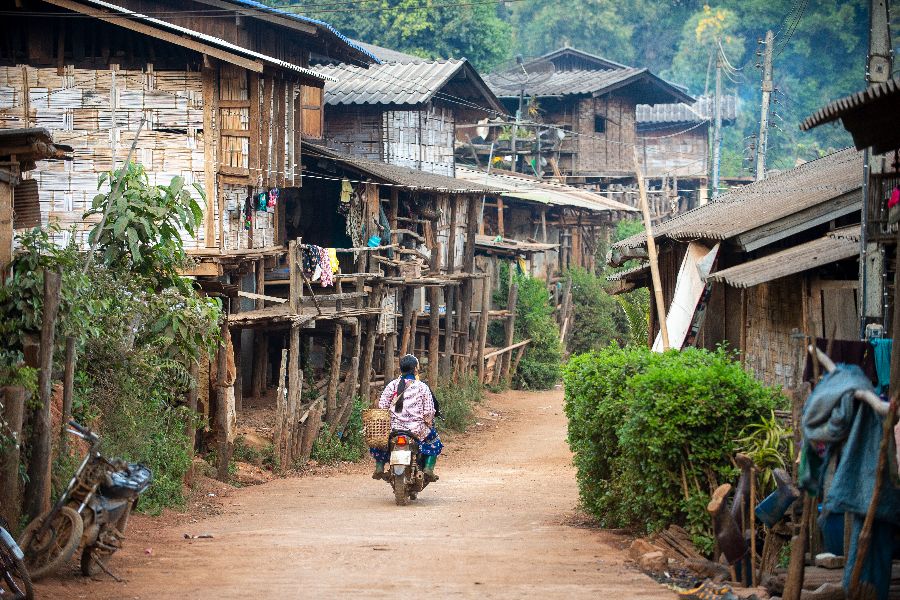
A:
[0, 62, 313, 252]
[575, 94, 635, 174]
[0, 64, 206, 248]
[384, 105, 455, 176]
[638, 124, 709, 178]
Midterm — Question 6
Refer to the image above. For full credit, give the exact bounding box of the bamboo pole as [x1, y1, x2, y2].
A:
[60, 336, 76, 454]
[633, 148, 669, 350]
[500, 283, 519, 385]
[476, 263, 492, 384]
[273, 348, 288, 469]
[427, 246, 442, 385]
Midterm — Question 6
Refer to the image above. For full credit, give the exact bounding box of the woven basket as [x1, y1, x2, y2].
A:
[362, 408, 391, 450]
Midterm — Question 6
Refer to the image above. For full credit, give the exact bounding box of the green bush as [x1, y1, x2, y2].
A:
[566, 267, 629, 355]
[490, 262, 562, 390]
[564, 345, 781, 551]
[311, 397, 367, 465]
[433, 375, 482, 432]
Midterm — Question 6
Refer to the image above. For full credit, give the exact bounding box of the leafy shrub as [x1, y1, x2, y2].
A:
[566, 267, 629, 355]
[564, 345, 781, 551]
[311, 397, 367, 465]
[490, 262, 562, 390]
[433, 375, 482, 432]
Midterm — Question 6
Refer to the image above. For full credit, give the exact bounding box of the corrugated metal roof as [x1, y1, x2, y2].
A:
[706, 227, 860, 288]
[303, 142, 501, 194]
[475, 235, 557, 255]
[613, 148, 863, 249]
[606, 262, 649, 282]
[801, 77, 900, 131]
[637, 95, 737, 125]
[454, 166, 637, 213]
[486, 67, 693, 105]
[534, 47, 630, 71]
[316, 60, 466, 106]
[349, 40, 422, 64]
[487, 67, 645, 98]
[71, 0, 331, 81]
[210, 0, 380, 64]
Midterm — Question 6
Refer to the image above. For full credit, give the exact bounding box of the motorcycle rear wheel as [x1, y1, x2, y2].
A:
[20, 507, 83, 580]
[81, 498, 133, 577]
[393, 478, 410, 506]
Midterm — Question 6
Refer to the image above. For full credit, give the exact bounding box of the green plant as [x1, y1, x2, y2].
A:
[566, 267, 629, 355]
[491, 262, 562, 390]
[433, 375, 482, 432]
[614, 289, 650, 347]
[233, 436, 264, 466]
[84, 162, 203, 291]
[735, 410, 794, 493]
[311, 397, 367, 465]
[564, 345, 782, 550]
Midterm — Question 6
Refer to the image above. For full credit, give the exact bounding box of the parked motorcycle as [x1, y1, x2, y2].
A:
[0, 517, 32, 600]
[19, 421, 152, 579]
[383, 430, 432, 506]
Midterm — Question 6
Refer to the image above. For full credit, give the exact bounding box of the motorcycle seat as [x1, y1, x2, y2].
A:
[100, 463, 153, 498]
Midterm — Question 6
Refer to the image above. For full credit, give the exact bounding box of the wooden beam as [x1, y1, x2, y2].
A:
[178, 261, 223, 277]
[191, 0, 318, 34]
[42, 0, 265, 73]
[476, 262, 492, 383]
[427, 246, 442, 385]
[0, 181, 13, 274]
[261, 75, 273, 187]
[202, 65, 219, 248]
[238, 290, 287, 304]
[496, 196, 505, 237]
[483, 338, 531, 360]
[499, 282, 518, 385]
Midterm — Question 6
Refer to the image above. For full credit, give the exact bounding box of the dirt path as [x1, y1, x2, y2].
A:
[37, 388, 675, 599]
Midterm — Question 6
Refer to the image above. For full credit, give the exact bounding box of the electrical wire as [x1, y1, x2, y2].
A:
[775, 0, 809, 58]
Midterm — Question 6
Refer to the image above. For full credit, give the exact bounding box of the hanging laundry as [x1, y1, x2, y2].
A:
[300, 244, 337, 288]
[340, 178, 353, 205]
[888, 187, 900, 209]
[268, 188, 279, 209]
[244, 197, 254, 230]
[327, 248, 339, 274]
[256, 192, 267, 211]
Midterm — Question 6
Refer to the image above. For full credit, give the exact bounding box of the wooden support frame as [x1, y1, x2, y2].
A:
[202, 64, 219, 248]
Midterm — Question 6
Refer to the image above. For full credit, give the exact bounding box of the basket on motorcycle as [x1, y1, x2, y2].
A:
[100, 463, 153, 498]
[362, 408, 391, 450]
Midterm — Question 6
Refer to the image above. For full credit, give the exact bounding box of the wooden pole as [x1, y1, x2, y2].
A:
[289, 239, 300, 314]
[185, 359, 199, 453]
[476, 263, 492, 384]
[325, 324, 343, 427]
[633, 147, 670, 350]
[783, 495, 812, 600]
[500, 283, 519, 385]
[360, 285, 381, 404]
[428, 247, 442, 385]
[285, 323, 300, 466]
[457, 196, 479, 377]
[59, 336, 76, 454]
[214, 318, 232, 482]
[0, 386, 25, 529]
[24, 269, 61, 520]
[273, 348, 288, 468]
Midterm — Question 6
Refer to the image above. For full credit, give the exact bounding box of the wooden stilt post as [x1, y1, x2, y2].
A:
[273, 348, 288, 469]
[476, 263, 492, 384]
[214, 317, 232, 482]
[633, 148, 670, 350]
[24, 269, 61, 519]
[186, 360, 199, 453]
[325, 323, 343, 427]
[457, 195, 479, 378]
[284, 323, 300, 467]
[428, 248, 442, 386]
[500, 283, 519, 385]
[360, 285, 381, 404]
[441, 195, 458, 378]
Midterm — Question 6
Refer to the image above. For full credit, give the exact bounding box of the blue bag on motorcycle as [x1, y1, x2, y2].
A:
[101, 463, 153, 498]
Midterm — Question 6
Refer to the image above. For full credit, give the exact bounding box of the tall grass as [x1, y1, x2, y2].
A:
[433, 376, 483, 432]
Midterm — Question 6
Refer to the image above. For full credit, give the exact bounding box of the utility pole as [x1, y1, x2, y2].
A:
[510, 88, 524, 173]
[755, 30, 774, 181]
[711, 46, 723, 198]
[859, 0, 894, 336]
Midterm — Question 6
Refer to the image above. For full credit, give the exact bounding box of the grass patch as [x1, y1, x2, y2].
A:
[310, 397, 367, 465]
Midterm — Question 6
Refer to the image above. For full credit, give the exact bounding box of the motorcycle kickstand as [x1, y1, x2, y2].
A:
[92, 554, 125, 583]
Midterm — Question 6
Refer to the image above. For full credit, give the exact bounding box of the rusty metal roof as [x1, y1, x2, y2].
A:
[637, 95, 737, 125]
[302, 142, 501, 194]
[487, 68, 693, 106]
[314, 60, 504, 114]
[0, 127, 72, 171]
[613, 148, 863, 250]
[706, 227, 860, 288]
[454, 166, 637, 213]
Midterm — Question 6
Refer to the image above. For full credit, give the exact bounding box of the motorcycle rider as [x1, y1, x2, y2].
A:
[370, 354, 443, 482]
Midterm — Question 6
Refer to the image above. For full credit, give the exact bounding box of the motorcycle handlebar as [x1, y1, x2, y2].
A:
[68, 420, 99, 442]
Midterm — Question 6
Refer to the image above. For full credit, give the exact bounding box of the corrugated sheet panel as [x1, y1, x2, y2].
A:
[614, 148, 863, 249]
[637, 95, 737, 125]
[486, 68, 646, 99]
[349, 40, 422, 64]
[801, 77, 900, 130]
[303, 142, 500, 194]
[13, 178, 41, 228]
[706, 228, 860, 288]
[315, 60, 465, 106]
[454, 166, 637, 213]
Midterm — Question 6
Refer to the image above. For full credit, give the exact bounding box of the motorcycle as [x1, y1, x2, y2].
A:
[0, 517, 32, 600]
[19, 420, 152, 579]
[383, 430, 432, 506]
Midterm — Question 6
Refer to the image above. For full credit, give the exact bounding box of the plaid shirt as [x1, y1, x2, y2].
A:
[378, 376, 435, 440]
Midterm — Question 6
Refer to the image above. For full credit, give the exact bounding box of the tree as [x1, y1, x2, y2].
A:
[668, 6, 746, 93]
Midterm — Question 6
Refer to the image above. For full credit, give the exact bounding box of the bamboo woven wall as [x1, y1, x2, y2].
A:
[384, 105, 454, 177]
[744, 276, 805, 390]
[0, 64, 207, 248]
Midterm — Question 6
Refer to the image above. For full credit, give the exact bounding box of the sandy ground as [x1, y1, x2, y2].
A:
[35, 387, 676, 599]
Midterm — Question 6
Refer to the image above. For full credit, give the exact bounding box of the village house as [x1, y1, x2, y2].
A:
[483, 47, 694, 185]
[312, 57, 505, 177]
[636, 95, 738, 209]
[609, 148, 863, 390]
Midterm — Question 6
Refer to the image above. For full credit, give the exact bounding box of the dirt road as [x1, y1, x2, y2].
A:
[37, 388, 675, 599]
